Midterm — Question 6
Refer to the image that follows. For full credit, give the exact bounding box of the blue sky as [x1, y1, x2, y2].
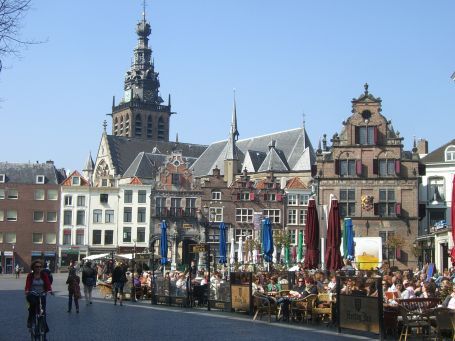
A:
[1, 0, 454, 172]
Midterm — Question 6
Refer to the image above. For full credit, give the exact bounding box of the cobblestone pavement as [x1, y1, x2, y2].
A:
[0, 273, 378, 341]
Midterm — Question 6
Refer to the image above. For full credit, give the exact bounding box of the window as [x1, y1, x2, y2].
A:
[299, 194, 310, 206]
[299, 209, 307, 225]
[77, 195, 86, 207]
[340, 160, 356, 176]
[33, 211, 44, 222]
[235, 208, 253, 223]
[34, 189, 45, 200]
[239, 192, 251, 201]
[0, 174, 4, 183]
[0, 210, 3, 221]
[64, 195, 72, 206]
[264, 193, 276, 201]
[429, 209, 446, 228]
[5, 232, 16, 243]
[63, 230, 71, 245]
[263, 209, 280, 223]
[445, 146, 455, 161]
[170, 198, 181, 217]
[32, 233, 43, 244]
[209, 207, 223, 222]
[93, 209, 102, 223]
[234, 228, 253, 242]
[185, 198, 197, 216]
[212, 191, 221, 200]
[123, 227, 132, 243]
[47, 190, 58, 200]
[428, 177, 445, 202]
[124, 190, 133, 203]
[101, 179, 108, 187]
[358, 126, 375, 145]
[340, 189, 356, 217]
[288, 209, 297, 224]
[76, 210, 85, 225]
[8, 189, 18, 199]
[105, 210, 114, 223]
[100, 194, 108, 204]
[92, 230, 102, 245]
[45, 233, 56, 244]
[287, 194, 298, 205]
[378, 189, 395, 217]
[76, 230, 84, 245]
[155, 197, 166, 216]
[46, 211, 57, 222]
[123, 207, 132, 222]
[171, 174, 180, 186]
[379, 159, 395, 176]
[137, 207, 146, 223]
[36, 175, 45, 184]
[104, 230, 114, 245]
[72, 176, 80, 186]
[0, 189, 4, 199]
[63, 210, 72, 225]
[379, 231, 396, 260]
[138, 190, 147, 203]
[6, 210, 17, 221]
[137, 227, 145, 243]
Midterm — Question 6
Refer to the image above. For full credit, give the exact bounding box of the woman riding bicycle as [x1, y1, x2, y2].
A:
[24, 260, 53, 331]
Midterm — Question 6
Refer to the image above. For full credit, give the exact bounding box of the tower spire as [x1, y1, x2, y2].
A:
[231, 89, 239, 141]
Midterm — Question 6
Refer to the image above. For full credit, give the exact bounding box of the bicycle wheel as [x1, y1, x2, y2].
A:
[37, 316, 46, 341]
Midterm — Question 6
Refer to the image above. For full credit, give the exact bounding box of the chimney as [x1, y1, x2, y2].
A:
[417, 139, 428, 155]
[46, 160, 54, 165]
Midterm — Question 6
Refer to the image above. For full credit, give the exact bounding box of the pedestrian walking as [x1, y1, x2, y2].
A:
[15, 264, 20, 278]
[66, 268, 81, 313]
[82, 261, 97, 305]
[112, 263, 127, 306]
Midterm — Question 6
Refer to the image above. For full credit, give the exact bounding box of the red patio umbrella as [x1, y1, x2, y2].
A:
[325, 196, 343, 271]
[450, 175, 455, 266]
[304, 198, 320, 269]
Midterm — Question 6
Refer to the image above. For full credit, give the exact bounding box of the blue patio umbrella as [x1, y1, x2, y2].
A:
[262, 218, 274, 262]
[160, 220, 168, 265]
[219, 222, 227, 264]
[344, 218, 355, 259]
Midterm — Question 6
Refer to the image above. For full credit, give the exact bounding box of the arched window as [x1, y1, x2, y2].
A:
[158, 117, 165, 141]
[113, 118, 118, 135]
[119, 117, 124, 135]
[147, 115, 153, 138]
[135, 114, 142, 137]
[125, 114, 130, 134]
[445, 145, 455, 162]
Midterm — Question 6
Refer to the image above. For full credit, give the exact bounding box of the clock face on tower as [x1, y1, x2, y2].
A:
[124, 89, 131, 102]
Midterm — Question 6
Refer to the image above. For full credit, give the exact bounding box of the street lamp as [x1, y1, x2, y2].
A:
[197, 205, 211, 311]
[132, 239, 137, 302]
[12, 244, 15, 274]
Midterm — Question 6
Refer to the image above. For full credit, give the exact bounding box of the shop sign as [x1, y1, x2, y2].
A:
[191, 244, 207, 253]
[339, 295, 380, 333]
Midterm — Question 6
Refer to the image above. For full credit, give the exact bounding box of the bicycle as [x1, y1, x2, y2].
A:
[28, 291, 48, 341]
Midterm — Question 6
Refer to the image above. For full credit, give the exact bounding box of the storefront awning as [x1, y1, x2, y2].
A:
[62, 249, 79, 255]
[31, 251, 42, 256]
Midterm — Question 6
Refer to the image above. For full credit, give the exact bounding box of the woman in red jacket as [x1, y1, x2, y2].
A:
[24, 260, 52, 330]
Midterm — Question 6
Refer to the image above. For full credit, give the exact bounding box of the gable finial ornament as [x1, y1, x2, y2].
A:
[103, 120, 107, 132]
[364, 83, 369, 95]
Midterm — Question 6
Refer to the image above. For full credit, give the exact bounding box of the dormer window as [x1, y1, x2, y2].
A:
[0, 174, 5, 183]
[445, 145, 455, 162]
[72, 176, 80, 186]
[36, 175, 45, 184]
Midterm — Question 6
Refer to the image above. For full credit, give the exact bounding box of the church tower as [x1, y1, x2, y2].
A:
[111, 6, 171, 141]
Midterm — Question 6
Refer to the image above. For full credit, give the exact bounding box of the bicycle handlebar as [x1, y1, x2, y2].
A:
[29, 291, 48, 297]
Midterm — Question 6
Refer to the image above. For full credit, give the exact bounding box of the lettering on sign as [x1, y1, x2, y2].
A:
[183, 224, 193, 229]
[339, 295, 380, 334]
[191, 244, 207, 253]
[215, 302, 225, 309]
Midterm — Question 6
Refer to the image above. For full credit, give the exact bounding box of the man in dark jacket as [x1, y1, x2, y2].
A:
[112, 263, 127, 306]
[82, 261, 97, 305]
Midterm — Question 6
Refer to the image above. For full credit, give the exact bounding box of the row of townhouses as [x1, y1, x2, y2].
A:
[0, 10, 453, 273]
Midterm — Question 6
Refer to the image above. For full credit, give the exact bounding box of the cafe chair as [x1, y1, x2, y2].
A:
[433, 307, 454, 341]
[253, 292, 278, 323]
[291, 294, 318, 323]
[312, 293, 333, 324]
[398, 305, 432, 341]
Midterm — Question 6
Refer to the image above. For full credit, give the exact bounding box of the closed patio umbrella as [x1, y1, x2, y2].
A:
[219, 222, 227, 264]
[230, 238, 235, 265]
[325, 196, 343, 271]
[160, 220, 168, 268]
[237, 237, 244, 264]
[262, 218, 274, 263]
[252, 249, 258, 264]
[344, 218, 355, 260]
[297, 231, 303, 262]
[304, 198, 320, 269]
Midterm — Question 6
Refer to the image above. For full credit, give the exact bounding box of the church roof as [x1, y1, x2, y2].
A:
[191, 127, 315, 177]
[106, 135, 207, 176]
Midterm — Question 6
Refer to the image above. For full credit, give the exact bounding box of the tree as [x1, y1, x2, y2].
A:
[0, 0, 33, 73]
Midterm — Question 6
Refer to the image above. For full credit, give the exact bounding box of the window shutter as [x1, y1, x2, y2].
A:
[395, 160, 401, 176]
[311, 164, 317, 177]
[276, 194, 282, 202]
[250, 192, 255, 201]
[335, 160, 340, 175]
[356, 160, 362, 176]
[418, 203, 426, 220]
[418, 163, 426, 176]
[373, 126, 378, 145]
[373, 203, 379, 215]
[395, 203, 402, 216]
[395, 247, 401, 261]
[355, 126, 360, 144]
[236, 193, 240, 201]
[373, 159, 378, 175]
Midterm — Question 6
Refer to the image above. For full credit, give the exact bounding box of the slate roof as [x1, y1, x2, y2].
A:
[421, 139, 455, 164]
[106, 135, 208, 176]
[191, 127, 315, 177]
[0, 162, 66, 184]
